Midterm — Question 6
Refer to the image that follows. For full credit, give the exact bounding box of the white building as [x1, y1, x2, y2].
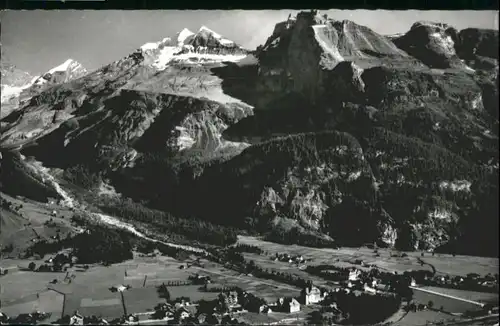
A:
[302, 285, 322, 305]
[348, 269, 361, 281]
[70, 312, 84, 325]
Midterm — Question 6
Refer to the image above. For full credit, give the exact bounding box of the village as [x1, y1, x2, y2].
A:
[0, 195, 498, 325]
[1, 238, 499, 326]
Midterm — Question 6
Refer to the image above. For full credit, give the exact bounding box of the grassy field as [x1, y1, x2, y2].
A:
[0, 252, 298, 320]
[0, 192, 76, 257]
[394, 309, 459, 326]
[241, 252, 341, 290]
[191, 265, 301, 303]
[420, 286, 499, 305]
[412, 288, 484, 313]
[237, 236, 499, 277]
[0, 289, 64, 320]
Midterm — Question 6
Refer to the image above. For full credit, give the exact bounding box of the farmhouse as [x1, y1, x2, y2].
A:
[349, 269, 361, 281]
[363, 283, 377, 294]
[277, 298, 301, 313]
[174, 307, 191, 321]
[259, 305, 273, 314]
[301, 285, 322, 305]
[69, 311, 84, 325]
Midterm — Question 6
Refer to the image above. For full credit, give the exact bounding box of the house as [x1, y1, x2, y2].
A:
[198, 313, 221, 324]
[301, 285, 322, 305]
[127, 314, 139, 323]
[348, 269, 361, 281]
[175, 307, 191, 321]
[410, 278, 417, 287]
[363, 283, 377, 294]
[259, 305, 273, 314]
[175, 299, 191, 308]
[284, 298, 300, 314]
[69, 312, 84, 325]
[228, 291, 239, 306]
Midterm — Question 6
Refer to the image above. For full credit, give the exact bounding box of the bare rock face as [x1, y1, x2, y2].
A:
[393, 21, 465, 69]
[21, 90, 252, 170]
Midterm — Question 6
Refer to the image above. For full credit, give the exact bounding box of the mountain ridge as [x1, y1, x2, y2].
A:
[1, 12, 498, 257]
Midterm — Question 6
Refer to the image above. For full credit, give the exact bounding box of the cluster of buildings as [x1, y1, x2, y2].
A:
[188, 273, 212, 285]
[273, 253, 307, 265]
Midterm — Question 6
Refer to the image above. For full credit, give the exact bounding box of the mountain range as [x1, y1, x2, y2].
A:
[1, 12, 498, 257]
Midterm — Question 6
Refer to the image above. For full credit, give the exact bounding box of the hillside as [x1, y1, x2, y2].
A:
[0, 12, 498, 257]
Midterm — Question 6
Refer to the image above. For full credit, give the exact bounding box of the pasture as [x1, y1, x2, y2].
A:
[412, 288, 484, 313]
[237, 236, 499, 277]
[241, 253, 341, 290]
[393, 309, 459, 326]
[420, 286, 499, 305]
[0, 192, 76, 256]
[0, 289, 64, 322]
[1, 252, 298, 320]
[191, 265, 301, 303]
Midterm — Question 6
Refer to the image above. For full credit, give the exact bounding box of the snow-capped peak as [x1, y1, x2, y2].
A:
[197, 26, 235, 46]
[199, 25, 222, 39]
[177, 28, 195, 46]
[140, 37, 172, 51]
[47, 59, 81, 74]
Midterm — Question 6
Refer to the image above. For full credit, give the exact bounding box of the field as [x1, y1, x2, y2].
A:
[237, 236, 499, 277]
[394, 309, 459, 326]
[412, 288, 484, 314]
[0, 251, 300, 320]
[241, 252, 341, 290]
[419, 286, 499, 305]
[0, 192, 75, 256]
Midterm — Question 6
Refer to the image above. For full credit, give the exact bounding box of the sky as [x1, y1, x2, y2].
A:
[1, 10, 498, 75]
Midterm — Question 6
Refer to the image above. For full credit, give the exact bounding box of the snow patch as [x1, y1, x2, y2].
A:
[1, 84, 31, 103]
[172, 52, 247, 64]
[140, 42, 160, 51]
[199, 26, 222, 39]
[152, 46, 182, 70]
[177, 28, 195, 46]
[140, 37, 171, 52]
[47, 59, 78, 74]
[312, 25, 345, 64]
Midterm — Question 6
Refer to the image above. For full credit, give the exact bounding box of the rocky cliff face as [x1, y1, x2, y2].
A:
[205, 13, 498, 254]
[19, 90, 252, 171]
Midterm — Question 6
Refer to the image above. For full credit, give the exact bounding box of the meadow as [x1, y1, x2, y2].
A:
[0, 251, 300, 320]
[237, 236, 499, 277]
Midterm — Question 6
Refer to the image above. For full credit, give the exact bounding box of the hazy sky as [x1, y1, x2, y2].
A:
[1, 10, 498, 75]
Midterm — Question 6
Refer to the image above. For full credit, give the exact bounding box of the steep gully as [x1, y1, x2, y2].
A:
[25, 158, 207, 255]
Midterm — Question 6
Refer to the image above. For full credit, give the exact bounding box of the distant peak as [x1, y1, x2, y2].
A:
[140, 37, 172, 51]
[177, 28, 195, 45]
[47, 59, 82, 74]
[198, 26, 222, 38]
[179, 27, 194, 35]
[411, 21, 452, 31]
